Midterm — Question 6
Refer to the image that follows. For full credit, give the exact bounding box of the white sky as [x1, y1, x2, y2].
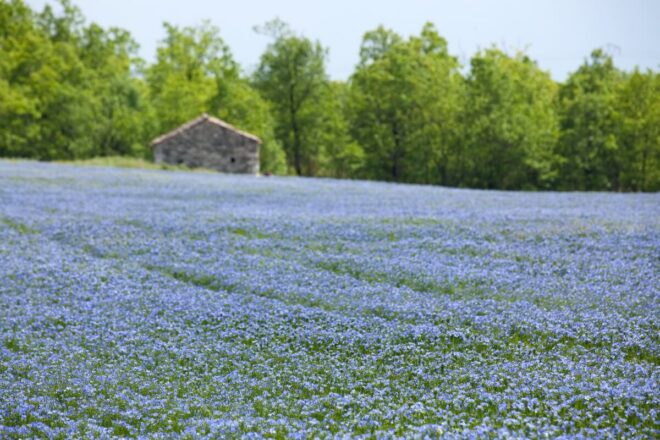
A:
[26, 0, 660, 81]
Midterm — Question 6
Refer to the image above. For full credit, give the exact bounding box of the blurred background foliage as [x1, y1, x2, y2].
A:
[1, 0, 658, 190]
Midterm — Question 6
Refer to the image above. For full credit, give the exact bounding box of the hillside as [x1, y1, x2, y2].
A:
[1, 160, 658, 438]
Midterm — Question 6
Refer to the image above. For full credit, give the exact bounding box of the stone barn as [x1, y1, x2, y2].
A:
[151, 114, 260, 174]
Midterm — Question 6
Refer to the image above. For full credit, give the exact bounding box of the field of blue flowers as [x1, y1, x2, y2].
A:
[0, 160, 658, 438]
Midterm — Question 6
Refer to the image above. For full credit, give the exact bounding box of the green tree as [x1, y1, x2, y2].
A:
[253, 19, 329, 176]
[0, 0, 44, 157]
[209, 76, 287, 174]
[315, 81, 364, 178]
[147, 21, 286, 174]
[557, 49, 623, 190]
[79, 24, 154, 157]
[0, 0, 152, 159]
[616, 69, 660, 191]
[349, 24, 462, 184]
[0, 0, 96, 159]
[147, 21, 230, 132]
[462, 48, 559, 189]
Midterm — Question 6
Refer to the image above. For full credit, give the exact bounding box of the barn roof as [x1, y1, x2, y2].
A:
[150, 114, 262, 146]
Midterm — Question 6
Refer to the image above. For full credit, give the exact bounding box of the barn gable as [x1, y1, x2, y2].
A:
[151, 114, 261, 174]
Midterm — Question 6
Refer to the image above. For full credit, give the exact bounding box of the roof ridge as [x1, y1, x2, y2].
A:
[150, 114, 261, 146]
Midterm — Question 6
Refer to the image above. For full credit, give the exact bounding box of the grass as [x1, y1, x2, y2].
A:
[55, 156, 215, 173]
[1, 217, 40, 234]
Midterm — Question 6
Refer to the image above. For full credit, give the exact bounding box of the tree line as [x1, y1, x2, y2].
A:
[1, 0, 658, 191]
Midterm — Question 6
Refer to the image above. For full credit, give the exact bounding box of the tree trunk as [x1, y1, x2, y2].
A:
[289, 84, 302, 176]
[391, 121, 403, 182]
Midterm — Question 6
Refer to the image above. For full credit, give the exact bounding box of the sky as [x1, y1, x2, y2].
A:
[26, 0, 660, 81]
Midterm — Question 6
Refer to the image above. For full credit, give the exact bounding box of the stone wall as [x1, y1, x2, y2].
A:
[153, 120, 260, 174]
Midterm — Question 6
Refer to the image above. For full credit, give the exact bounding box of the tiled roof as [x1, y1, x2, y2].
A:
[150, 114, 262, 146]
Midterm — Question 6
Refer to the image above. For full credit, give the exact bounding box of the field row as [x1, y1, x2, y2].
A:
[1, 161, 658, 438]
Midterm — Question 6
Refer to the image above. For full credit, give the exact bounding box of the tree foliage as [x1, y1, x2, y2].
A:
[253, 19, 331, 176]
[0, 0, 149, 159]
[462, 49, 559, 189]
[146, 20, 286, 174]
[1, 0, 657, 189]
[615, 69, 660, 191]
[349, 24, 463, 184]
[557, 50, 623, 190]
